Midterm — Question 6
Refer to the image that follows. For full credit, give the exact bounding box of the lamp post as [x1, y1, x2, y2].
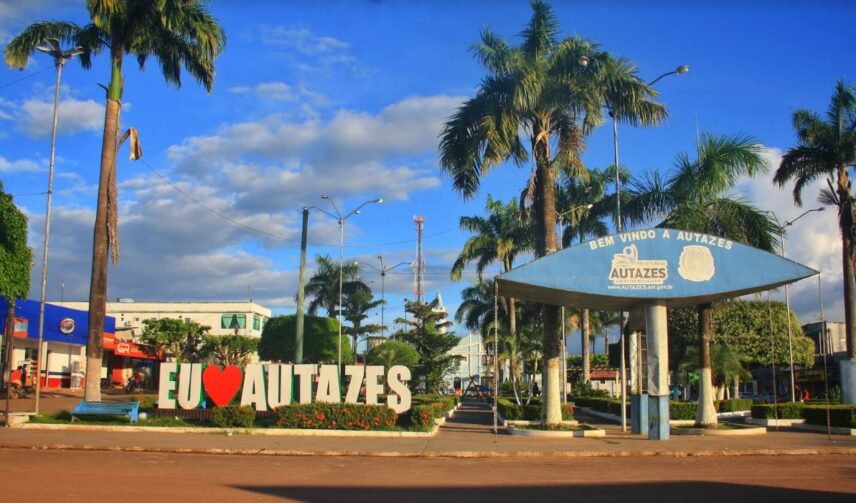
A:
[34, 39, 84, 413]
[772, 206, 824, 402]
[607, 63, 688, 432]
[357, 257, 408, 339]
[318, 196, 382, 372]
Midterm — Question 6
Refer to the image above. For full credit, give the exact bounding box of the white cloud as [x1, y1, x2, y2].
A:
[737, 146, 843, 323]
[0, 155, 42, 173]
[260, 26, 350, 55]
[17, 97, 104, 137]
[165, 94, 461, 210]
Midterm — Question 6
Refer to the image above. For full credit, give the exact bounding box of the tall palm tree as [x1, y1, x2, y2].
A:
[451, 195, 533, 363]
[439, 0, 664, 425]
[305, 255, 369, 317]
[774, 81, 856, 403]
[628, 133, 777, 426]
[5, 0, 225, 401]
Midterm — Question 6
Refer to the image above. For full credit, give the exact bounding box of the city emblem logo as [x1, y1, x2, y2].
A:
[678, 245, 716, 282]
[609, 244, 668, 285]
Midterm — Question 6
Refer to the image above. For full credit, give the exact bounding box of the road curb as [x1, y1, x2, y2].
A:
[1, 443, 854, 459]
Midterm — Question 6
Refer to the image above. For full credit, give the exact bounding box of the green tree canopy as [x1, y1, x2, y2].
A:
[202, 335, 258, 367]
[140, 318, 209, 364]
[365, 340, 419, 370]
[668, 300, 815, 369]
[0, 181, 32, 303]
[258, 314, 352, 364]
[305, 255, 370, 317]
[395, 299, 458, 394]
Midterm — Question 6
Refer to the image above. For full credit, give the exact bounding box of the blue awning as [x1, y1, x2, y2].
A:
[0, 297, 116, 346]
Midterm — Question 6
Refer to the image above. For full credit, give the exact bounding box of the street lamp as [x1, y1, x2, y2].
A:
[647, 65, 690, 87]
[33, 39, 84, 414]
[770, 206, 825, 402]
[357, 257, 408, 339]
[317, 196, 383, 372]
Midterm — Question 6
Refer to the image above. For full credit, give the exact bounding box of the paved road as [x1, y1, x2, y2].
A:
[1, 450, 853, 502]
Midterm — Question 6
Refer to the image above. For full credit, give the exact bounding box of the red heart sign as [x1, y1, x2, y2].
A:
[202, 365, 243, 407]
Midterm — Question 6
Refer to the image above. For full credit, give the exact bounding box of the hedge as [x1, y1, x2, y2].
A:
[273, 402, 397, 430]
[573, 397, 751, 420]
[801, 405, 856, 429]
[717, 398, 753, 412]
[211, 404, 257, 428]
[497, 398, 573, 421]
[750, 402, 805, 420]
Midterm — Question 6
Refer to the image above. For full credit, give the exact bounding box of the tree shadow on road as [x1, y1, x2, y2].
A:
[231, 481, 854, 502]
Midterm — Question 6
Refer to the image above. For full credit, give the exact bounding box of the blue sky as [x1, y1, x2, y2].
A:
[1, 1, 853, 352]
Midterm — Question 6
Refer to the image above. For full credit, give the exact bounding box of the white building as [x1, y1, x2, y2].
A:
[448, 332, 489, 387]
[62, 300, 271, 340]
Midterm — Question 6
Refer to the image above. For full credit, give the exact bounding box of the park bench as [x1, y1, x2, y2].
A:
[71, 401, 140, 424]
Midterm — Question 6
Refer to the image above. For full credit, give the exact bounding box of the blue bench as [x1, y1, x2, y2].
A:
[72, 401, 140, 424]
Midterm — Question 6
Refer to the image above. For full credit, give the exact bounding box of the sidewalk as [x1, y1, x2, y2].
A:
[2, 399, 855, 458]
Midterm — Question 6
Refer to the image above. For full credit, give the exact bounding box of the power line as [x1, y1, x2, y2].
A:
[0, 67, 52, 90]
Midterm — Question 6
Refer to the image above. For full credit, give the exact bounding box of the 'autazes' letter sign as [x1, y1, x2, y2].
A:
[158, 363, 412, 413]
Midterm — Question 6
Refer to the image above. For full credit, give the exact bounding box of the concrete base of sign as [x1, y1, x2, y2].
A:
[841, 359, 856, 404]
[648, 395, 669, 440]
[631, 394, 648, 434]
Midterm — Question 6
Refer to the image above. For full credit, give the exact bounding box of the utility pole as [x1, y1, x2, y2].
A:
[294, 207, 309, 364]
[414, 216, 425, 303]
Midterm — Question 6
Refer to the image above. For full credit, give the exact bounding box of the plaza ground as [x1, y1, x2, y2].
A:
[0, 392, 854, 500]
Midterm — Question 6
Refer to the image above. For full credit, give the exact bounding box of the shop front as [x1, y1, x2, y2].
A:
[103, 333, 163, 389]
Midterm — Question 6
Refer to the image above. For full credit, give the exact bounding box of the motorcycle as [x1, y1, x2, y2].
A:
[124, 374, 143, 393]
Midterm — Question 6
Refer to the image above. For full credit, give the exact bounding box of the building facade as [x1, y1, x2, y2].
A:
[62, 300, 272, 340]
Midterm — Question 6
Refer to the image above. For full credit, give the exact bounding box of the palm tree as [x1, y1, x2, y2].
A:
[451, 195, 532, 380]
[773, 81, 856, 403]
[556, 168, 615, 384]
[5, 0, 225, 401]
[439, 0, 664, 425]
[305, 255, 369, 317]
[628, 133, 777, 426]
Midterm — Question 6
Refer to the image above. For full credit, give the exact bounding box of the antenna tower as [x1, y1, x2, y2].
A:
[413, 215, 425, 302]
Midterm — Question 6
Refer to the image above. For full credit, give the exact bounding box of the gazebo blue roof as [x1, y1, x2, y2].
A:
[497, 228, 817, 310]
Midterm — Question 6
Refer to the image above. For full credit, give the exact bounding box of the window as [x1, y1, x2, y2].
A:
[253, 315, 261, 331]
[221, 314, 246, 330]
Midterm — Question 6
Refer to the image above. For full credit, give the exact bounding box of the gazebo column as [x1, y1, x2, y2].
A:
[629, 328, 648, 435]
[645, 301, 669, 440]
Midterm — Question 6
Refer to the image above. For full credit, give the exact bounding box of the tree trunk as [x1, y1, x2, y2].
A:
[733, 375, 740, 400]
[532, 120, 562, 425]
[838, 165, 856, 360]
[84, 46, 123, 402]
[581, 308, 591, 384]
[695, 303, 718, 426]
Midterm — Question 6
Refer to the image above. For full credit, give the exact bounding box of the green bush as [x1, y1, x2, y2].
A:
[211, 404, 257, 428]
[801, 405, 856, 428]
[409, 404, 435, 431]
[412, 394, 457, 414]
[274, 402, 397, 430]
[716, 399, 753, 412]
[669, 401, 696, 420]
[750, 402, 804, 420]
[497, 398, 573, 421]
[572, 396, 628, 416]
